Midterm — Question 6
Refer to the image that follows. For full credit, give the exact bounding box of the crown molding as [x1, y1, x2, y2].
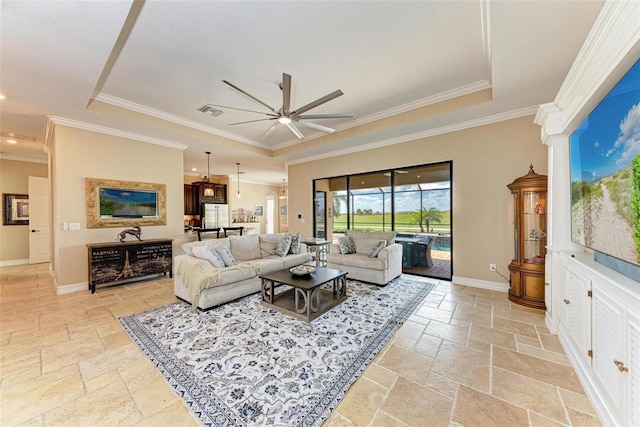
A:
[287, 105, 537, 165]
[46, 116, 188, 151]
[0, 153, 47, 164]
[555, 0, 640, 132]
[93, 93, 267, 149]
[272, 80, 493, 151]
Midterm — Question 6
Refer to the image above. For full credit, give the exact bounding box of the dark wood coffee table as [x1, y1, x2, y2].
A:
[260, 267, 348, 322]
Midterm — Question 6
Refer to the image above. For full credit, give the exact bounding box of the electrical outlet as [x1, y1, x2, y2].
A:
[489, 263, 497, 272]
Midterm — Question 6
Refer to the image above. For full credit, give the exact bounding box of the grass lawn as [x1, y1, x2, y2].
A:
[331, 211, 451, 234]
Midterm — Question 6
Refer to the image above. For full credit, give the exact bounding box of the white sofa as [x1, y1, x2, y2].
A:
[174, 233, 312, 310]
[326, 230, 402, 285]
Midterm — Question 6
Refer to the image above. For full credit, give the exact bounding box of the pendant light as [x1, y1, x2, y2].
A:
[202, 151, 214, 197]
[279, 179, 288, 200]
[236, 162, 242, 199]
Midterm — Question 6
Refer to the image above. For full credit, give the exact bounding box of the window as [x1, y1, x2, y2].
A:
[313, 162, 452, 280]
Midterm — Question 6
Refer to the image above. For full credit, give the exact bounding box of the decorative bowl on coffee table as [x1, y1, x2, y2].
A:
[290, 265, 316, 276]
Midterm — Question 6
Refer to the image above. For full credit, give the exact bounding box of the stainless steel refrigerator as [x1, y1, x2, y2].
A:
[202, 204, 230, 229]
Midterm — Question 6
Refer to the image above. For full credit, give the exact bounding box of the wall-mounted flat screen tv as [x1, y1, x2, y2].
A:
[570, 58, 640, 273]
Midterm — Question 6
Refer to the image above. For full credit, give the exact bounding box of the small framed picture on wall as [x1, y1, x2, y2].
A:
[280, 205, 287, 216]
[255, 205, 263, 216]
[3, 193, 29, 225]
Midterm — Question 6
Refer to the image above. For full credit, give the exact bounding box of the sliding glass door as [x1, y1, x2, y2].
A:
[313, 161, 452, 281]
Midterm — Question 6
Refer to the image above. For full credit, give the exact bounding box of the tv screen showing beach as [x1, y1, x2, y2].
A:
[570, 58, 640, 267]
[99, 188, 158, 218]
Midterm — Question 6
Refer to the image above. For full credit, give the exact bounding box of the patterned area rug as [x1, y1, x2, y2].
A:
[119, 276, 435, 426]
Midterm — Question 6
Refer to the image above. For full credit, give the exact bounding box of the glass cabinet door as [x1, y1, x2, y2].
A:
[523, 191, 546, 264]
[513, 192, 518, 262]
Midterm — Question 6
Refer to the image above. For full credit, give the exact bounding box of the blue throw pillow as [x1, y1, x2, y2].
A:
[215, 245, 236, 266]
[192, 244, 225, 268]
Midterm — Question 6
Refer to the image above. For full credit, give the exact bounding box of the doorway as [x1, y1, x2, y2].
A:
[314, 191, 326, 239]
[28, 176, 51, 264]
[266, 195, 275, 234]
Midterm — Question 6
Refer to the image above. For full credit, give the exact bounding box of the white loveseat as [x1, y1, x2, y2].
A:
[326, 230, 402, 285]
[174, 233, 312, 310]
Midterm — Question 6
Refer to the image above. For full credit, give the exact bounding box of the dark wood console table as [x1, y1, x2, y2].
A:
[87, 238, 173, 293]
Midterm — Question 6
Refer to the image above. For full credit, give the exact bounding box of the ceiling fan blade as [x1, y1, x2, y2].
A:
[229, 118, 277, 125]
[209, 104, 278, 116]
[285, 122, 304, 139]
[282, 73, 292, 115]
[294, 120, 336, 133]
[291, 89, 344, 116]
[296, 114, 353, 120]
[264, 121, 279, 136]
[223, 80, 278, 114]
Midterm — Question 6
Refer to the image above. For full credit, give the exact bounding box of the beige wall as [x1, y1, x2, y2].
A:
[0, 159, 49, 263]
[287, 115, 547, 283]
[50, 126, 184, 288]
[227, 180, 280, 233]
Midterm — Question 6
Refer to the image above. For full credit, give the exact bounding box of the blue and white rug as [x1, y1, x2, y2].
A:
[119, 276, 435, 426]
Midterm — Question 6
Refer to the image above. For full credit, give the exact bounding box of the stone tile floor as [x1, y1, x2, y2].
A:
[0, 263, 601, 426]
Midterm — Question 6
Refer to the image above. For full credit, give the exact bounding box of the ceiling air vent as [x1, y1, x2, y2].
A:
[198, 104, 223, 117]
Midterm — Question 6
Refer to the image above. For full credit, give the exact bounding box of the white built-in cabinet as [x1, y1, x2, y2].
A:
[556, 251, 639, 426]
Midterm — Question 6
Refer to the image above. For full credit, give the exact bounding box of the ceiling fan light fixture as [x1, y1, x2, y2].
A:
[278, 116, 291, 124]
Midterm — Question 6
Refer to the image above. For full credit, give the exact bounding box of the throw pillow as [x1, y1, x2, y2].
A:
[215, 245, 237, 266]
[368, 239, 387, 258]
[275, 234, 292, 257]
[192, 244, 225, 268]
[288, 232, 301, 254]
[338, 236, 356, 254]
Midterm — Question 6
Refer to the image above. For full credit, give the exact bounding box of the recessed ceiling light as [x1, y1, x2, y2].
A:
[6, 139, 17, 144]
[191, 167, 197, 172]
[0, 94, 6, 100]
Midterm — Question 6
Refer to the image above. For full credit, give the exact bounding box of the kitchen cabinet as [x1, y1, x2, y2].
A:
[198, 183, 227, 204]
[184, 184, 199, 215]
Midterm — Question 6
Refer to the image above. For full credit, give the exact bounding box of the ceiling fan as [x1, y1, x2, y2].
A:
[210, 72, 353, 139]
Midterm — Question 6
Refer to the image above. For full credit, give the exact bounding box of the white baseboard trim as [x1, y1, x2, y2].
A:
[56, 282, 89, 295]
[0, 259, 30, 267]
[451, 275, 509, 292]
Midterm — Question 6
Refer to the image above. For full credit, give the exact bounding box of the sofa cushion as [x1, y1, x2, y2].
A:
[215, 264, 260, 286]
[254, 257, 286, 274]
[192, 244, 225, 268]
[368, 240, 387, 258]
[276, 234, 292, 256]
[281, 253, 313, 269]
[338, 236, 356, 254]
[215, 245, 237, 266]
[327, 252, 388, 270]
[288, 232, 301, 254]
[230, 234, 261, 262]
[259, 233, 283, 257]
[347, 230, 397, 254]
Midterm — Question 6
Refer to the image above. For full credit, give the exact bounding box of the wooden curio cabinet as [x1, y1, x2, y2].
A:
[507, 165, 547, 310]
